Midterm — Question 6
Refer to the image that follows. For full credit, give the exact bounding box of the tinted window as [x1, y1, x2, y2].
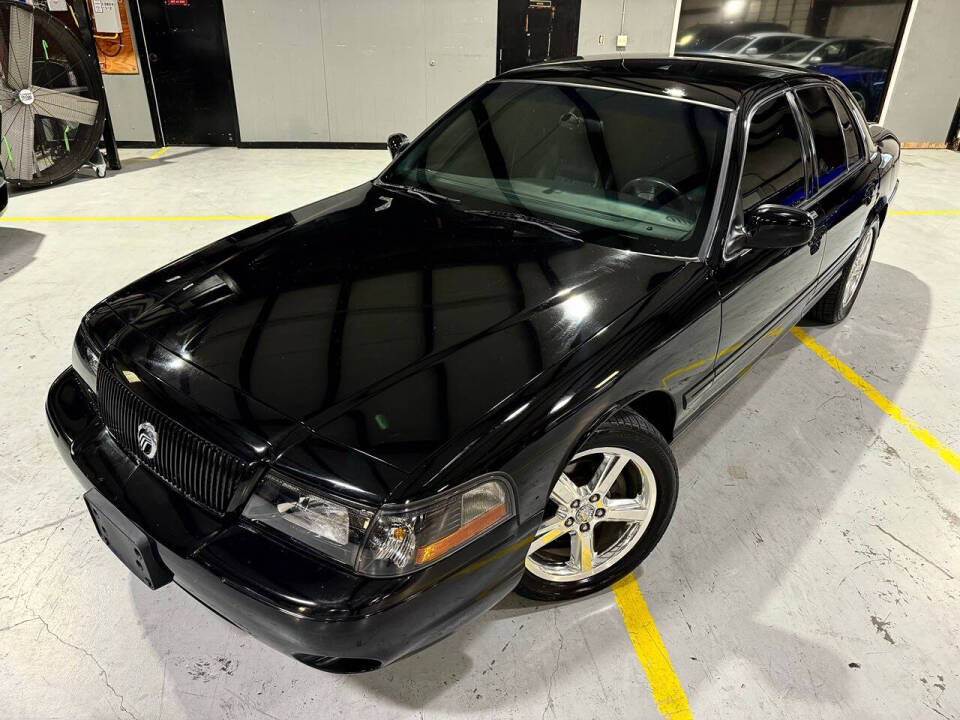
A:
[385, 81, 729, 256]
[771, 39, 821, 59]
[741, 95, 806, 210]
[829, 89, 863, 166]
[752, 35, 792, 54]
[796, 87, 847, 185]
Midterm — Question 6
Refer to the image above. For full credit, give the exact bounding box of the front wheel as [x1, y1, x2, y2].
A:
[516, 409, 678, 601]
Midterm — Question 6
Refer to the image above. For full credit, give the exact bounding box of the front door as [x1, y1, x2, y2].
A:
[138, 0, 238, 146]
[713, 92, 823, 388]
[496, 0, 581, 74]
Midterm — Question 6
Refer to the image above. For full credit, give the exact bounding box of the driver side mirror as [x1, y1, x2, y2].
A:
[387, 133, 410, 158]
[742, 204, 815, 250]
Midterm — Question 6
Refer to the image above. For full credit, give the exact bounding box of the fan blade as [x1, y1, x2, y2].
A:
[6, 5, 34, 91]
[1, 103, 37, 180]
[32, 87, 100, 125]
[0, 87, 16, 113]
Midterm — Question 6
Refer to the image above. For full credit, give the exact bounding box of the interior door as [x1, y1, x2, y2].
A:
[496, 0, 581, 74]
[713, 93, 822, 387]
[138, 0, 238, 145]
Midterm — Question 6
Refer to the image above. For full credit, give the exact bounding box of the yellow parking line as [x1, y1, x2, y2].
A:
[889, 210, 960, 215]
[791, 327, 960, 474]
[612, 574, 693, 719]
[148, 146, 170, 160]
[0, 216, 270, 222]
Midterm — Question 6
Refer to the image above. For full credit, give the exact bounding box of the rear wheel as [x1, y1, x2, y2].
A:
[517, 409, 678, 601]
[806, 222, 877, 324]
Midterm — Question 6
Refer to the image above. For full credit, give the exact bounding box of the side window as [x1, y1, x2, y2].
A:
[796, 87, 847, 186]
[819, 41, 845, 62]
[828, 88, 863, 166]
[754, 36, 789, 54]
[741, 95, 806, 211]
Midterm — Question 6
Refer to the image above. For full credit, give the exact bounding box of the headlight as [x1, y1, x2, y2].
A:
[355, 474, 514, 576]
[242, 472, 515, 576]
[72, 321, 102, 391]
[242, 472, 374, 567]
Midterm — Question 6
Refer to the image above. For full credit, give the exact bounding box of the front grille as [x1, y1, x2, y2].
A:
[97, 369, 250, 514]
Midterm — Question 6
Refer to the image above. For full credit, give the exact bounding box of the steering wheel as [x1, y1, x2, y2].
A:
[621, 176, 696, 220]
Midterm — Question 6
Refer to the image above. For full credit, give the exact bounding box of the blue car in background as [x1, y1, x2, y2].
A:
[816, 45, 894, 119]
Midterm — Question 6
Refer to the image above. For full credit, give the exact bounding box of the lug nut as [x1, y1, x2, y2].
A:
[570, 499, 581, 509]
[564, 517, 574, 527]
[595, 508, 606, 518]
[579, 523, 590, 532]
[589, 493, 600, 503]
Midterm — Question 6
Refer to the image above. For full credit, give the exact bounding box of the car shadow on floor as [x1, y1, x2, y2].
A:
[0, 227, 44, 283]
[129, 261, 930, 716]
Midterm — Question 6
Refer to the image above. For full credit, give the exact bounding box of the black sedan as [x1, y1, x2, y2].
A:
[47, 56, 900, 672]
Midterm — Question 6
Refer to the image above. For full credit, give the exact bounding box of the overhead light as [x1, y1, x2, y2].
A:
[722, 0, 745, 19]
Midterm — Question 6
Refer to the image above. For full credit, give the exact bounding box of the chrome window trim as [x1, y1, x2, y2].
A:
[722, 80, 870, 263]
[723, 86, 811, 261]
[492, 78, 735, 113]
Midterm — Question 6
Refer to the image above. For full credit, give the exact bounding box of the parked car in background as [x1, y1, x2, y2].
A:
[709, 32, 809, 59]
[768, 37, 885, 67]
[816, 45, 894, 118]
[675, 21, 788, 53]
[47, 56, 900, 673]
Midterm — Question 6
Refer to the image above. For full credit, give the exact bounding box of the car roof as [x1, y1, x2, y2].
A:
[741, 31, 807, 39]
[497, 54, 811, 110]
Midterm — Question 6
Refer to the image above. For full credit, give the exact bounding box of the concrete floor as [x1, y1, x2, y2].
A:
[1, 147, 958, 720]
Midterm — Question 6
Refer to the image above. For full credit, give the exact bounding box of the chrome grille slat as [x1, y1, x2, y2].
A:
[96, 369, 249, 514]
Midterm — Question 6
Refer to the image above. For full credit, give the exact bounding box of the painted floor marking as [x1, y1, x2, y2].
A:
[612, 574, 694, 719]
[791, 327, 960, 475]
[0, 216, 270, 222]
[148, 146, 170, 160]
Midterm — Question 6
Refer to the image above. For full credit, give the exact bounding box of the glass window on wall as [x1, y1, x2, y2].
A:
[673, 0, 910, 121]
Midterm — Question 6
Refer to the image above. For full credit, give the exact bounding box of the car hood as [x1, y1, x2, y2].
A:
[105, 183, 687, 472]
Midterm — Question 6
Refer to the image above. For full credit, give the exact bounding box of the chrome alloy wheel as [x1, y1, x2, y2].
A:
[525, 447, 657, 582]
[842, 229, 874, 308]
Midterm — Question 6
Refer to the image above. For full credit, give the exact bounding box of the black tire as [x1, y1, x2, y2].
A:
[516, 409, 679, 601]
[806, 221, 877, 324]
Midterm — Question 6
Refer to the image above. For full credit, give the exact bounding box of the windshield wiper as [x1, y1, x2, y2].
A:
[380, 182, 460, 205]
[461, 208, 580, 238]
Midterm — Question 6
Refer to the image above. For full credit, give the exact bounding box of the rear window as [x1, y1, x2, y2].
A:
[796, 86, 847, 186]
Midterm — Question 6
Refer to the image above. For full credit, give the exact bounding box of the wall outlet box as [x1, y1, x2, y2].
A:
[616, 34, 628, 49]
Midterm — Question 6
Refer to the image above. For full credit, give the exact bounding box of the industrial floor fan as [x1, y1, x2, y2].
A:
[0, 1, 105, 188]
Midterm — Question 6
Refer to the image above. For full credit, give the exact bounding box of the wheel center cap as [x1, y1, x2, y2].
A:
[18, 88, 34, 105]
[575, 504, 595, 523]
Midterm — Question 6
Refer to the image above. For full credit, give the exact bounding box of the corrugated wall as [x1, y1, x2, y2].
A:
[222, 0, 496, 144]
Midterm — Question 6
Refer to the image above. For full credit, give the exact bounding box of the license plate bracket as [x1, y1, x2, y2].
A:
[84, 489, 172, 590]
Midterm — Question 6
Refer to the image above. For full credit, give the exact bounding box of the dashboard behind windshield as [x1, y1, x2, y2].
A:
[382, 80, 730, 257]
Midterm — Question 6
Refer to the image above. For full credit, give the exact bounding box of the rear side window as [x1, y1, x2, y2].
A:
[741, 95, 806, 210]
[796, 86, 847, 186]
[752, 36, 789, 54]
[829, 89, 863, 166]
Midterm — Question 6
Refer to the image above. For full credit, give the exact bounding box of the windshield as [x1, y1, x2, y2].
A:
[713, 35, 752, 53]
[770, 39, 822, 59]
[382, 81, 729, 257]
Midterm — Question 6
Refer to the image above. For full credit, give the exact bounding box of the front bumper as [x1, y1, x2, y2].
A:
[46, 367, 532, 671]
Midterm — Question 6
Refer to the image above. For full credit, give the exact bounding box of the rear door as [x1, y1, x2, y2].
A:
[712, 92, 822, 391]
[794, 85, 877, 276]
